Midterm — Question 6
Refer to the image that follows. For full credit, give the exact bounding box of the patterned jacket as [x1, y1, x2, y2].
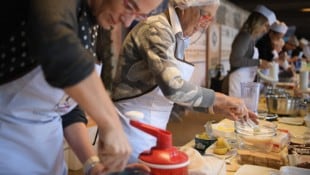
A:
[112, 12, 215, 108]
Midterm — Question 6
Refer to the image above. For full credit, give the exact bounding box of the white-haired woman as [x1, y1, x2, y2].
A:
[112, 0, 257, 163]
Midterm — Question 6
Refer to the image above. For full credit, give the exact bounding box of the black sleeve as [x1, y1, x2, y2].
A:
[0, 1, 28, 42]
[256, 34, 274, 61]
[292, 47, 302, 57]
[62, 106, 88, 129]
[28, 0, 94, 88]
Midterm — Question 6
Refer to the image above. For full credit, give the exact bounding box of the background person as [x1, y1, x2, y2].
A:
[111, 0, 257, 163]
[222, 5, 276, 97]
[0, 0, 162, 174]
[256, 21, 288, 62]
[255, 21, 288, 83]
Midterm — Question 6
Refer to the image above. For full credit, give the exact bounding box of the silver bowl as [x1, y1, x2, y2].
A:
[266, 95, 302, 115]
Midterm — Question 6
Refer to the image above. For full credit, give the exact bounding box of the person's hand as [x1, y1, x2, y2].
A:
[259, 59, 272, 69]
[212, 93, 258, 124]
[244, 110, 259, 124]
[89, 163, 105, 175]
[97, 126, 132, 174]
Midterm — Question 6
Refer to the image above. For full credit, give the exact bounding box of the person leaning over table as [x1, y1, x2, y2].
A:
[221, 5, 276, 97]
[0, 0, 162, 174]
[111, 0, 258, 164]
[281, 35, 300, 66]
[255, 21, 288, 83]
[256, 21, 288, 63]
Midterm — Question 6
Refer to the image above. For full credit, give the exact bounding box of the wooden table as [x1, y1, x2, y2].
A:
[183, 116, 309, 174]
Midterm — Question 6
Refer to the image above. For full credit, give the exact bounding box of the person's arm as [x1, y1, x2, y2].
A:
[62, 107, 150, 175]
[64, 122, 107, 175]
[230, 31, 260, 69]
[64, 71, 131, 173]
[28, 0, 94, 88]
[137, 23, 215, 108]
[61, 106, 96, 166]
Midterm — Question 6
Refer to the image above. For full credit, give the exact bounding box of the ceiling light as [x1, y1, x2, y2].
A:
[301, 8, 310, 12]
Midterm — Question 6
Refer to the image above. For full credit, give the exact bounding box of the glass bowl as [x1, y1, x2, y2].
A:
[235, 120, 277, 152]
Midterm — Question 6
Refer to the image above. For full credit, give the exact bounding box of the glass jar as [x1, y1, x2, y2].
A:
[235, 120, 277, 152]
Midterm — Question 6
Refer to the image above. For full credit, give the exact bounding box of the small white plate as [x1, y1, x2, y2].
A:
[278, 117, 304, 125]
[204, 144, 237, 159]
[235, 164, 279, 175]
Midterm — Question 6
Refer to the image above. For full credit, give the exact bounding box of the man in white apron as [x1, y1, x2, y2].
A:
[112, 0, 257, 164]
[0, 0, 163, 174]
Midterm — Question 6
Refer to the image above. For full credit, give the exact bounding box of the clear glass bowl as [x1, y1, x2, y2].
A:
[235, 120, 277, 152]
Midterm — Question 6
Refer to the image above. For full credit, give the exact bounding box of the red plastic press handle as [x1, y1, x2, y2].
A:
[130, 120, 172, 149]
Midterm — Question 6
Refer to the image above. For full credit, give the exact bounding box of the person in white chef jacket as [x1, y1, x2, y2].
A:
[112, 0, 258, 164]
[0, 0, 163, 174]
[225, 5, 276, 98]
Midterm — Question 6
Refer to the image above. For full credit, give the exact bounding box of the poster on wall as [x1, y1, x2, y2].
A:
[220, 25, 238, 75]
[184, 30, 207, 63]
[220, 25, 238, 61]
[207, 23, 220, 70]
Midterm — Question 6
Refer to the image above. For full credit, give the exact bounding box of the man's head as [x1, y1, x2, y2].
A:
[89, 0, 163, 29]
[269, 21, 288, 41]
[272, 38, 285, 53]
[172, 0, 220, 37]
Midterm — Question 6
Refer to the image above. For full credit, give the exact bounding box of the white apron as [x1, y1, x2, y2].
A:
[229, 47, 259, 98]
[0, 66, 79, 175]
[115, 60, 194, 163]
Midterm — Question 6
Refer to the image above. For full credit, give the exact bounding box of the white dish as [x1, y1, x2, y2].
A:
[204, 144, 236, 159]
[235, 164, 279, 175]
[212, 122, 235, 138]
[278, 117, 304, 125]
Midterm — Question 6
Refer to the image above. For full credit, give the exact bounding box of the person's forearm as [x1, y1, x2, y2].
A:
[64, 122, 96, 164]
[213, 92, 227, 106]
[64, 70, 122, 132]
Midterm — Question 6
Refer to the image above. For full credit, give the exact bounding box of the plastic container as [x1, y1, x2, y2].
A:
[235, 120, 277, 152]
[240, 82, 261, 114]
[194, 133, 217, 155]
[130, 120, 189, 175]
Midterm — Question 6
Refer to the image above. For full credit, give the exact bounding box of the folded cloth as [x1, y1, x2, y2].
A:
[179, 146, 226, 175]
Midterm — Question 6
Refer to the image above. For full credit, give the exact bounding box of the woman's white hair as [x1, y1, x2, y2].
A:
[171, 0, 220, 9]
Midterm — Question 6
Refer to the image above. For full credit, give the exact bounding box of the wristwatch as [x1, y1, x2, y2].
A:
[83, 156, 100, 175]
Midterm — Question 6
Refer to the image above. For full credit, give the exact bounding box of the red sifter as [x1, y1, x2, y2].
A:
[130, 120, 190, 175]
